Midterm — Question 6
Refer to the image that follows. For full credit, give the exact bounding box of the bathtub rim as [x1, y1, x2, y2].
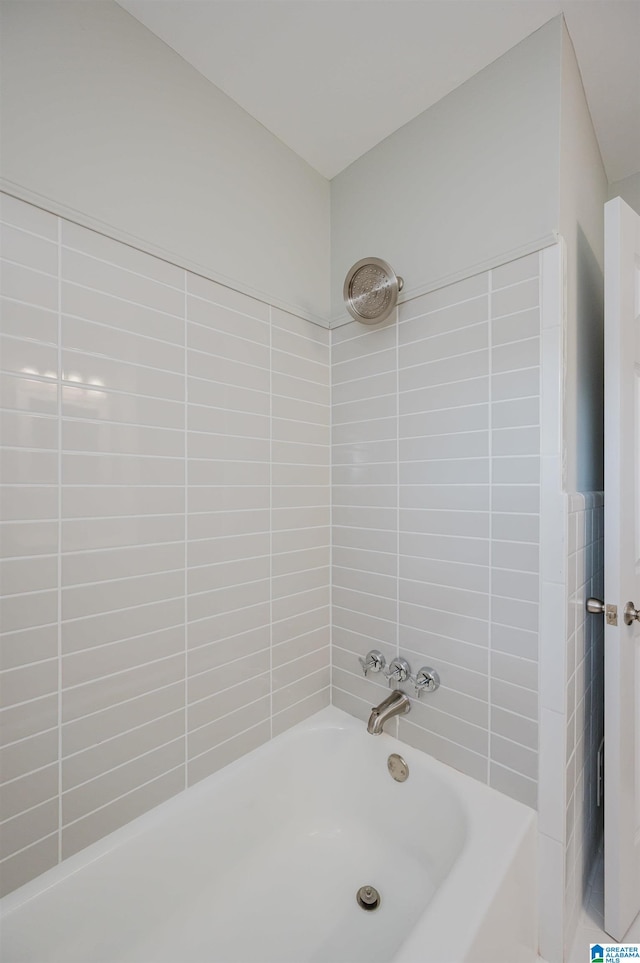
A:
[0, 702, 537, 961]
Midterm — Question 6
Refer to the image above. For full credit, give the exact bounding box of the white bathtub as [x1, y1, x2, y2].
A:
[0, 706, 537, 963]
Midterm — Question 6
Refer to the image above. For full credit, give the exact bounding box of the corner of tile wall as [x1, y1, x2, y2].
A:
[0, 192, 330, 895]
[563, 491, 604, 959]
[331, 250, 543, 807]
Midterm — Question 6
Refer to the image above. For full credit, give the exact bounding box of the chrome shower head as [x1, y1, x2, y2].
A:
[343, 257, 403, 324]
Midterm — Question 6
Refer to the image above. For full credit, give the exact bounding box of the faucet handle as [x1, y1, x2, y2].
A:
[358, 650, 385, 677]
[411, 666, 440, 698]
[384, 658, 411, 687]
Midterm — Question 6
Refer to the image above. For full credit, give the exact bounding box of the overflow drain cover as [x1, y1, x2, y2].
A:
[356, 885, 381, 911]
[387, 753, 409, 782]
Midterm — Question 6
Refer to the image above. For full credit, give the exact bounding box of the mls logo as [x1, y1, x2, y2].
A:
[591, 946, 604, 963]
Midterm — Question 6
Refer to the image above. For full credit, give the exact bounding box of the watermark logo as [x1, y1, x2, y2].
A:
[591, 943, 640, 961]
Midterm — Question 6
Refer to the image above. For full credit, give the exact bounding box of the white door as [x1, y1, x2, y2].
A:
[604, 196, 640, 941]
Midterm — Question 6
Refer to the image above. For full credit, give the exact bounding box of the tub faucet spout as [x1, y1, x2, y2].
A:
[367, 689, 411, 735]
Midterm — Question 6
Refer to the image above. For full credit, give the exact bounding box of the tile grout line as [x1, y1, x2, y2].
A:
[57, 213, 63, 865]
[396, 312, 400, 686]
[329, 324, 333, 706]
[58, 734, 187, 798]
[1, 831, 61, 869]
[57, 240, 186, 293]
[183, 269, 189, 791]
[269, 305, 273, 738]
[59, 763, 186, 835]
[487, 269, 493, 787]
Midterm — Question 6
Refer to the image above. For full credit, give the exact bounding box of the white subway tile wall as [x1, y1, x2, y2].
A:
[564, 492, 604, 957]
[2, 194, 569, 902]
[332, 254, 541, 807]
[0, 194, 330, 894]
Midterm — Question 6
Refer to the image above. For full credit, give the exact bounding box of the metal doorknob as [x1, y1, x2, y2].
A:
[587, 597, 639, 626]
[623, 602, 640, 626]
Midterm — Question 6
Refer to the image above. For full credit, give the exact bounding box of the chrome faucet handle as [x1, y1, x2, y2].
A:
[358, 650, 385, 677]
[384, 658, 411, 687]
[411, 667, 440, 698]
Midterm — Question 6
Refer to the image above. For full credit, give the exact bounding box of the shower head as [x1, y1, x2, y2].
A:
[343, 257, 403, 325]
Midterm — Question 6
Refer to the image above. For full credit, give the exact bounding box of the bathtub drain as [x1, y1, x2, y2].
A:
[356, 885, 381, 911]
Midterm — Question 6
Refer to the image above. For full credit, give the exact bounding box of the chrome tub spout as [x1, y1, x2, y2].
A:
[367, 689, 411, 735]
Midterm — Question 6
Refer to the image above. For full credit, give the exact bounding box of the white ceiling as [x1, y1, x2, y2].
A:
[116, 0, 639, 182]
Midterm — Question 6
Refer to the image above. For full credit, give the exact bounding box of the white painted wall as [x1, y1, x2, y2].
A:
[0, 1, 331, 321]
[609, 172, 640, 216]
[330, 18, 562, 321]
[559, 22, 608, 494]
[548, 23, 607, 963]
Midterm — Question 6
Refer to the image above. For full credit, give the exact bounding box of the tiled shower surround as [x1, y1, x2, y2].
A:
[1, 192, 590, 915]
[0, 193, 330, 895]
[564, 493, 604, 956]
[332, 255, 542, 809]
